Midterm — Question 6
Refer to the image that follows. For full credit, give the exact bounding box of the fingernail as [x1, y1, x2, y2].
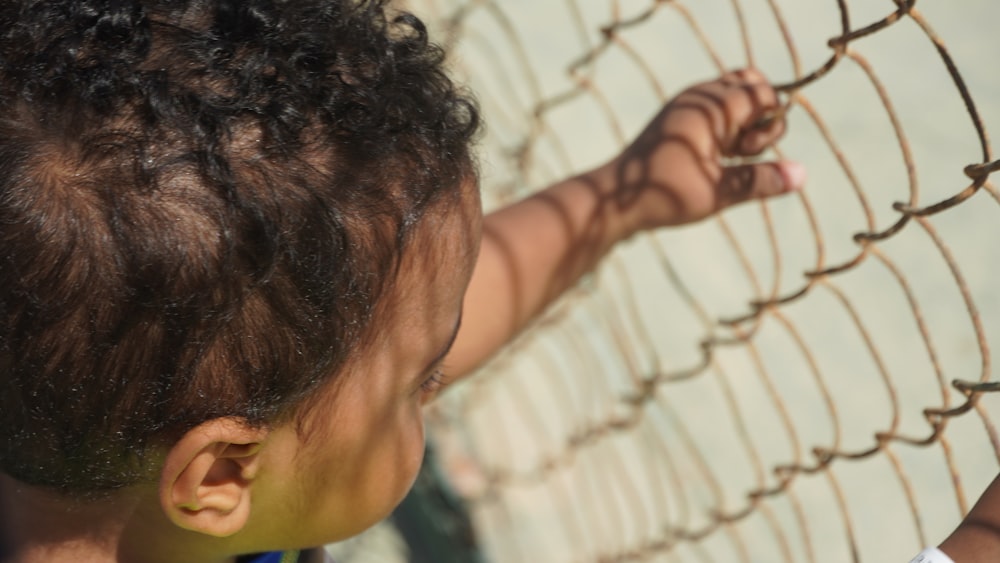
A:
[779, 161, 807, 192]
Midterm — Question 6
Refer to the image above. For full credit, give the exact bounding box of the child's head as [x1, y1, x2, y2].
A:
[0, 0, 480, 545]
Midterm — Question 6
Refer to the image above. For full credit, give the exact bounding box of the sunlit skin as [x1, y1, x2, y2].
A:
[154, 183, 482, 560]
[446, 69, 804, 377]
[0, 69, 811, 563]
[240, 183, 484, 549]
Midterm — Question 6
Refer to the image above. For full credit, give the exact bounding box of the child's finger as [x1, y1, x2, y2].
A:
[719, 68, 771, 90]
[712, 70, 782, 154]
[716, 160, 805, 209]
[736, 109, 787, 156]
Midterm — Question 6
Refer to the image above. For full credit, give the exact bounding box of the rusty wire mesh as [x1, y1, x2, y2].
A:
[401, 1, 1000, 561]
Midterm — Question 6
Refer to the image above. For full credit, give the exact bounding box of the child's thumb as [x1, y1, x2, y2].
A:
[717, 160, 805, 209]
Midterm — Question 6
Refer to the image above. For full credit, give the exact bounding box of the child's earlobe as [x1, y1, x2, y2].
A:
[158, 418, 268, 537]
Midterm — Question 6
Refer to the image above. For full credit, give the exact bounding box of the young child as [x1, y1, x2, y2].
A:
[0, 1, 806, 562]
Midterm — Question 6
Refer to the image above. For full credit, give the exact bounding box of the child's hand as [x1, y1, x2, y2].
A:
[600, 68, 804, 234]
[448, 70, 803, 378]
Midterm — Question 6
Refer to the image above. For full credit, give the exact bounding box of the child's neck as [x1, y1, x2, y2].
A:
[1, 473, 124, 562]
[0, 474, 238, 563]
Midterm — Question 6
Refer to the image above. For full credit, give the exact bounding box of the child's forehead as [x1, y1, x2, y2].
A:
[297, 179, 480, 384]
[291, 197, 479, 437]
[403, 180, 482, 273]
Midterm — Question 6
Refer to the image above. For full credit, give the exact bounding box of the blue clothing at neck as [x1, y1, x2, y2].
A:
[239, 552, 287, 563]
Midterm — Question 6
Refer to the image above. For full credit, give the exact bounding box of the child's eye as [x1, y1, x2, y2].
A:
[420, 368, 448, 394]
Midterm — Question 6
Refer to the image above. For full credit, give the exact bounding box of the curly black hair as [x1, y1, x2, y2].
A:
[0, 0, 479, 494]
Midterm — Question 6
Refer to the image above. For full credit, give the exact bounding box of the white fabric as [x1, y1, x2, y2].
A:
[909, 547, 956, 563]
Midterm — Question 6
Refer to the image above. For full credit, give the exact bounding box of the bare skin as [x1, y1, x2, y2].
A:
[442, 68, 804, 381]
[0, 69, 804, 563]
[938, 474, 1000, 561]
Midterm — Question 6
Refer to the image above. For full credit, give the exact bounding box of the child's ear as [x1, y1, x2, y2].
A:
[159, 417, 268, 537]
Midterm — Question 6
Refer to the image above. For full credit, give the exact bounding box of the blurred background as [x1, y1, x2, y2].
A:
[329, 1, 1000, 561]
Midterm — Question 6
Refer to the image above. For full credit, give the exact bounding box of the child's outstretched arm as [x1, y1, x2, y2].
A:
[441, 69, 806, 382]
